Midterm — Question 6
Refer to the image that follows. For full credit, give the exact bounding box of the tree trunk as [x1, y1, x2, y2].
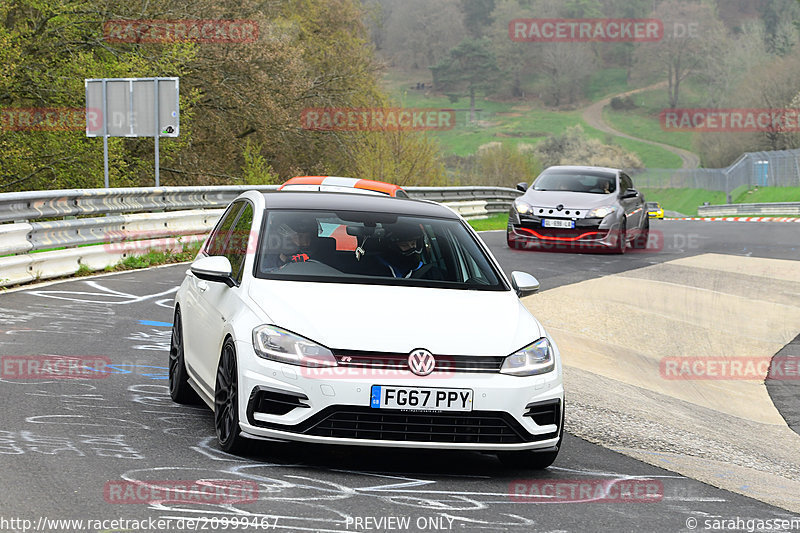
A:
[469, 86, 476, 123]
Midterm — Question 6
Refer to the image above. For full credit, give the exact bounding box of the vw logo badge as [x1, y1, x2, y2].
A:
[408, 349, 435, 376]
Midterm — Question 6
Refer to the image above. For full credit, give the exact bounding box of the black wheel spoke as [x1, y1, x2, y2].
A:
[215, 341, 243, 452]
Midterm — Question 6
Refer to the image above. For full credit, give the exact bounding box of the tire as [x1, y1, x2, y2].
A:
[169, 308, 198, 404]
[631, 216, 650, 250]
[507, 231, 521, 250]
[215, 339, 247, 454]
[498, 403, 564, 470]
[612, 218, 627, 254]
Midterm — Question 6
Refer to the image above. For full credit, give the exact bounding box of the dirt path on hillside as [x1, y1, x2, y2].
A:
[581, 81, 701, 169]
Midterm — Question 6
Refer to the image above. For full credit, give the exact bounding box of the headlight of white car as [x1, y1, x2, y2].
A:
[252, 325, 338, 367]
[514, 199, 533, 214]
[500, 337, 554, 376]
[587, 206, 616, 218]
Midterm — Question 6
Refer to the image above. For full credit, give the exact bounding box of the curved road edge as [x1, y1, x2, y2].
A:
[582, 83, 701, 170]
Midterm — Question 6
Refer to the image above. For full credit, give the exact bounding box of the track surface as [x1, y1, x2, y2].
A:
[0, 220, 798, 532]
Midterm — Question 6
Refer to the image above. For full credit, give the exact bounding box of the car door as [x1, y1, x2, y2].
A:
[197, 201, 256, 395]
[618, 173, 644, 229]
[182, 201, 245, 395]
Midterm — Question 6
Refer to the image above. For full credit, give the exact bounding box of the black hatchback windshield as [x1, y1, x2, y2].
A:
[533, 170, 617, 194]
[255, 210, 506, 291]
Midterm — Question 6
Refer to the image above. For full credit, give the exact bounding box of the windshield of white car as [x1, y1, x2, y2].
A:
[254, 210, 507, 291]
[533, 171, 617, 194]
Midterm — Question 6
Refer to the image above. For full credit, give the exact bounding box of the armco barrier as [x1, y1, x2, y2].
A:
[0, 185, 520, 288]
[698, 202, 800, 217]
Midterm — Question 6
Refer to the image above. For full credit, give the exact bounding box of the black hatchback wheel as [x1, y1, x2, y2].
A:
[215, 339, 247, 454]
[612, 218, 627, 254]
[169, 309, 197, 404]
[631, 216, 650, 250]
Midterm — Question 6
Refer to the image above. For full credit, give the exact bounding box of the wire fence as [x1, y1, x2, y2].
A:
[627, 148, 800, 194]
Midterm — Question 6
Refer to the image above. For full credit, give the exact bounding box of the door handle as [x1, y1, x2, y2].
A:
[197, 281, 209, 292]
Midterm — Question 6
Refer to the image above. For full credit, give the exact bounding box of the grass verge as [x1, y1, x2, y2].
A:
[468, 213, 509, 231]
[103, 243, 202, 272]
[642, 186, 800, 216]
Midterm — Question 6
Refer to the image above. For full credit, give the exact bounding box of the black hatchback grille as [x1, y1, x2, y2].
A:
[332, 350, 505, 374]
[251, 406, 559, 444]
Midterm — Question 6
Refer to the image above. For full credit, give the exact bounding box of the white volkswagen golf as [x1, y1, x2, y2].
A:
[170, 190, 564, 468]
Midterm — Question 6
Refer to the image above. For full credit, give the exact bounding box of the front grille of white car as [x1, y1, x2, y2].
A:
[306, 408, 528, 443]
[332, 350, 505, 374]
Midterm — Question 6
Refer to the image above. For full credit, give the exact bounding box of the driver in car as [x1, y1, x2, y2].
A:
[377, 223, 426, 278]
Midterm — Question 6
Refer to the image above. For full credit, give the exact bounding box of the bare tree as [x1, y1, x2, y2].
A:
[700, 20, 772, 108]
[633, 0, 727, 108]
[539, 43, 596, 107]
[380, 0, 466, 69]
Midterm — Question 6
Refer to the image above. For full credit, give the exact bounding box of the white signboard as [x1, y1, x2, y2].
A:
[85, 77, 179, 137]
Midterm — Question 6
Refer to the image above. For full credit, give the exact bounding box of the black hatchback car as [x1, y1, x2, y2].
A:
[507, 166, 649, 254]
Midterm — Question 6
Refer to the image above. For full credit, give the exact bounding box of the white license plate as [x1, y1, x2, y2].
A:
[370, 386, 473, 412]
[542, 219, 574, 229]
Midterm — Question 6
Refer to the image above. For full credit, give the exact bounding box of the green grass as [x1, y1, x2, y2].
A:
[641, 186, 800, 216]
[382, 71, 686, 169]
[75, 264, 93, 276]
[735, 187, 800, 203]
[640, 188, 727, 216]
[582, 125, 683, 169]
[602, 107, 695, 152]
[468, 213, 508, 231]
[106, 243, 201, 272]
[586, 68, 631, 101]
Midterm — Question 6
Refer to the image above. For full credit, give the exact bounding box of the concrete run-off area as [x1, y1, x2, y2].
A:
[525, 253, 800, 512]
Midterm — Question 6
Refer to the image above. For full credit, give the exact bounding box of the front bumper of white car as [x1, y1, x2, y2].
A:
[235, 339, 564, 451]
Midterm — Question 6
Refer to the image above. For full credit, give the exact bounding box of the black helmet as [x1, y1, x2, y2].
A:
[388, 223, 424, 256]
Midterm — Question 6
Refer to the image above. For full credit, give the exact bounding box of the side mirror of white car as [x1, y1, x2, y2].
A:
[191, 256, 236, 287]
[511, 271, 540, 297]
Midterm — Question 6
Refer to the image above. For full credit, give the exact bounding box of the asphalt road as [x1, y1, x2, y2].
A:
[0, 220, 798, 533]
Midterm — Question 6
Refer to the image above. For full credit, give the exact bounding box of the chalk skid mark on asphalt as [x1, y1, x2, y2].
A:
[156, 298, 175, 309]
[118, 465, 538, 530]
[25, 414, 150, 430]
[26, 280, 178, 305]
[0, 430, 144, 459]
[0, 302, 116, 336]
[127, 329, 172, 351]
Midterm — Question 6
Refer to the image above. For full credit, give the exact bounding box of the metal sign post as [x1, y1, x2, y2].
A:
[86, 77, 179, 188]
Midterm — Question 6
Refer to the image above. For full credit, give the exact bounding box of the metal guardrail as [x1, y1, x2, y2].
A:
[0, 185, 520, 287]
[0, 185, 279, 224]
[698, 202, 800, 217]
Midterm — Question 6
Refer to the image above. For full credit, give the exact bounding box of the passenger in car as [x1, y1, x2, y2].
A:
[262, 216, 332, 270]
